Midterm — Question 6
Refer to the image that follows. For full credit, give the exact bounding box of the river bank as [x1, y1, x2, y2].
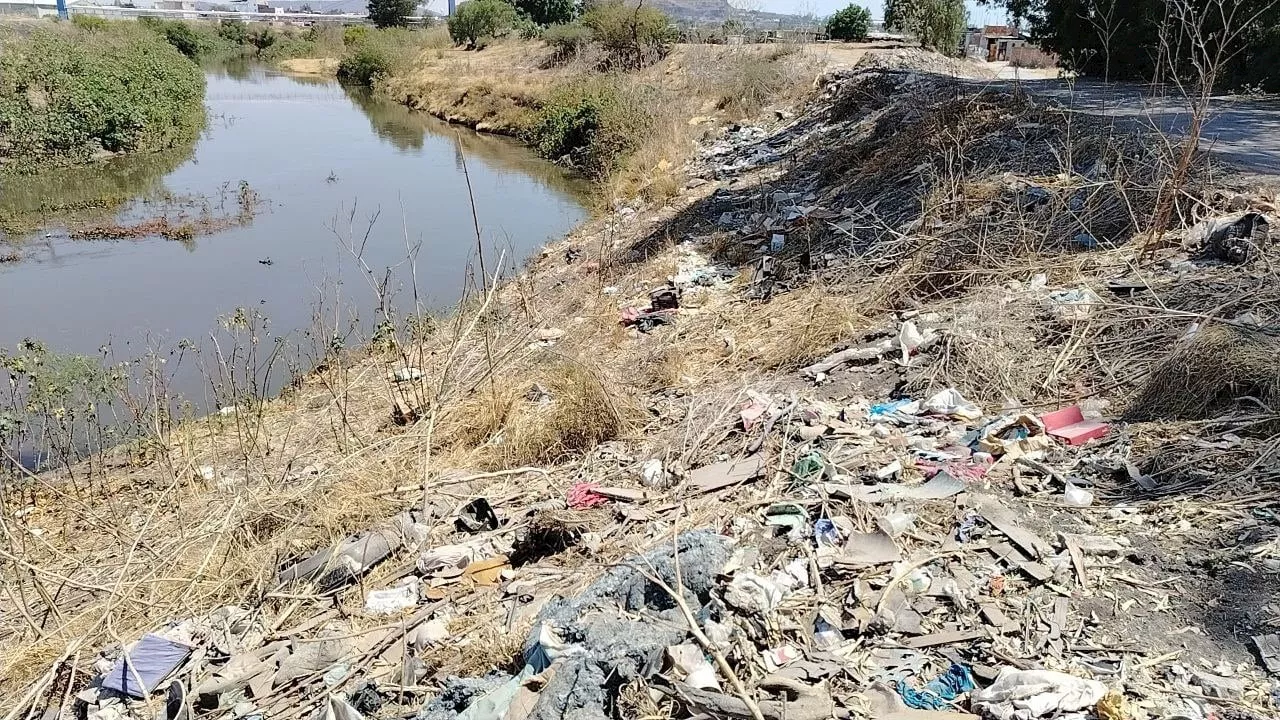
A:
[6, 45, 1280, 720]
[0, 20, 205, 174]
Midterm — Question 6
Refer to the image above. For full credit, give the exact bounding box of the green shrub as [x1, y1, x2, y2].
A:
[335, 28, 418, 85]
[513, 0, 576, 26]
[580, 0, 674, 69]
[0, 23, 205, 171]
[526, 77, 653, 178]
[343, 24, 371, 45]
[218, 18, 249, 44]
[826, 4, 871, 41]
[448, 0, 518, 48]
[368, 0, 416, 28]
[543, 21, 593, 60]
[138, 17, 209, 59]
[70, 14, 108, 31]
[337, 44, 395, 85]
[248, 25, 278, 53]
[514, 16, 543, 39]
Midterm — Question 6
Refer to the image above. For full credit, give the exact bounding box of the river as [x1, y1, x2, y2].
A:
[0, 62, 588, 416]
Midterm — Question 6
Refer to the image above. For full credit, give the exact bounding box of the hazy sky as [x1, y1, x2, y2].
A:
[738, 0, 1008, 23]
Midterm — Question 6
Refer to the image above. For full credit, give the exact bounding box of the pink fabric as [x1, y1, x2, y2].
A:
[568, 482, 608, 510]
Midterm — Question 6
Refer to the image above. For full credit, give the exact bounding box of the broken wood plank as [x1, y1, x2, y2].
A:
[688, 457, 764, 494]
[902, 629, 986, 649]
[971, 494, 1052, 558]
[980, 603, 1016, 634]
[988, 542, 1054, 583]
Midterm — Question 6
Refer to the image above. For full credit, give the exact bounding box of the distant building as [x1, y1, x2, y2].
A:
[0, 0, 58, 17]
[965, 25, 1027, 61]
[155, 0, 196, 14]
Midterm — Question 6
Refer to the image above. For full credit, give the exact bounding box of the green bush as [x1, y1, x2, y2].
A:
[343, 24, 371, 45]
[336, 28, 419, 85]
[826, 4, 871, 41]
[218, 18, 249, 44]
[70, 14, 109, 31]
[337, 44, 395, 85]
[526, 78, 652, 178]
[543, 22, 593, 60]
[513, 0, 576, 26]
[580, 0, 674, 69]
[0, 23, 205, 172]
[448, 0, 518, 48]
[248, 25, 276, 51]
[514, 16, 543, 40]
[138, 17, 209, 59]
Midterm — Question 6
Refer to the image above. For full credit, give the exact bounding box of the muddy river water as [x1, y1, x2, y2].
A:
[0, 62, 587, 410]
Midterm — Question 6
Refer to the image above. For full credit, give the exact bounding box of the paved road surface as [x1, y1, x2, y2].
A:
[980, 78, 1280, 175]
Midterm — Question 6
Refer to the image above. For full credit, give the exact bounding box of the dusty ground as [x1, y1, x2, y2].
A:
[278, 57, 339, 76]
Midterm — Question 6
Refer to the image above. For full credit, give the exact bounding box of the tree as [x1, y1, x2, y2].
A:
[247, 26, 276, 53]
[512, 0, 576, 25]
[977, 0, 1280, 91]
[884, 0, 967, 55]
[580, 0, 675, 68]
[368, 0, 416, 28]
[826, 4, 872, 40]
[448, 0, 518, 47]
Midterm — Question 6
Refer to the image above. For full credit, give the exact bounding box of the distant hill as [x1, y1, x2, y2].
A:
[633, 0, 810, 27]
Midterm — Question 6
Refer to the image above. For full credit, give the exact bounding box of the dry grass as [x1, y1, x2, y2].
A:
[447, 358, 636, 469]
[1126, 322, 1280, 421]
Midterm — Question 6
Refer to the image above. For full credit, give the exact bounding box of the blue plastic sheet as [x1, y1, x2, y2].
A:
[100, 634, 192, 698]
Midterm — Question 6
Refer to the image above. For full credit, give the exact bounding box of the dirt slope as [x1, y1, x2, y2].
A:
[5, 59, 1280, 720]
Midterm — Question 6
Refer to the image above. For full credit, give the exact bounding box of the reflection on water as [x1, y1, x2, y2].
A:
[0, 63, 588, 410]
[0, 144, 194, 234]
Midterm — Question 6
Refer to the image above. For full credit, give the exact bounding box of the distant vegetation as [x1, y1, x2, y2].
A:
[982, 0, 1280, 91]
[883, 0, 967, 55]
[368, 0, 417, 27]
[0, 21, 204, 173]
[448, 0, 520, 47]
[826, 4, 871, 41]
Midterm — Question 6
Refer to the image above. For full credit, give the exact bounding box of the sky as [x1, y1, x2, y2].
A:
[736, 0, 1006, 23]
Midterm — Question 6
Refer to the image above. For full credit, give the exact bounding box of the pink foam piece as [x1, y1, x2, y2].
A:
[1041, 406, 1111, 446]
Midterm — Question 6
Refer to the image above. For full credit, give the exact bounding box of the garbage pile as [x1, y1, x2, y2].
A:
[10, 63, 1280, 720]
[51, 373, 1279, 720]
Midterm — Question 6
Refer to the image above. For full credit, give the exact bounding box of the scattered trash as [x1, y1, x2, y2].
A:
[1063, 481, 1094, 507]
[898, 663, 976, 710]
[669, 644, 720, 690]
[364, 577, 420, 615]
[923, 388, 983, 421]
[392, 367, 423, 382]
[1046, 287, 1103, 323]
[566, 482, 608, 509]
[534, 328, 565, 344]
[970, 668, 1106, 720]
[1191, 211, 1271, 264]
[1041, 405, 1110, 446]
[99, 634, 193, 698]
[641, 459, 665, 487]
[455, 498, 500, 532]
[688, 456, 764, 493]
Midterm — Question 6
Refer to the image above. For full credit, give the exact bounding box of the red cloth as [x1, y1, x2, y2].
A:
[567, 482, 607, 510]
